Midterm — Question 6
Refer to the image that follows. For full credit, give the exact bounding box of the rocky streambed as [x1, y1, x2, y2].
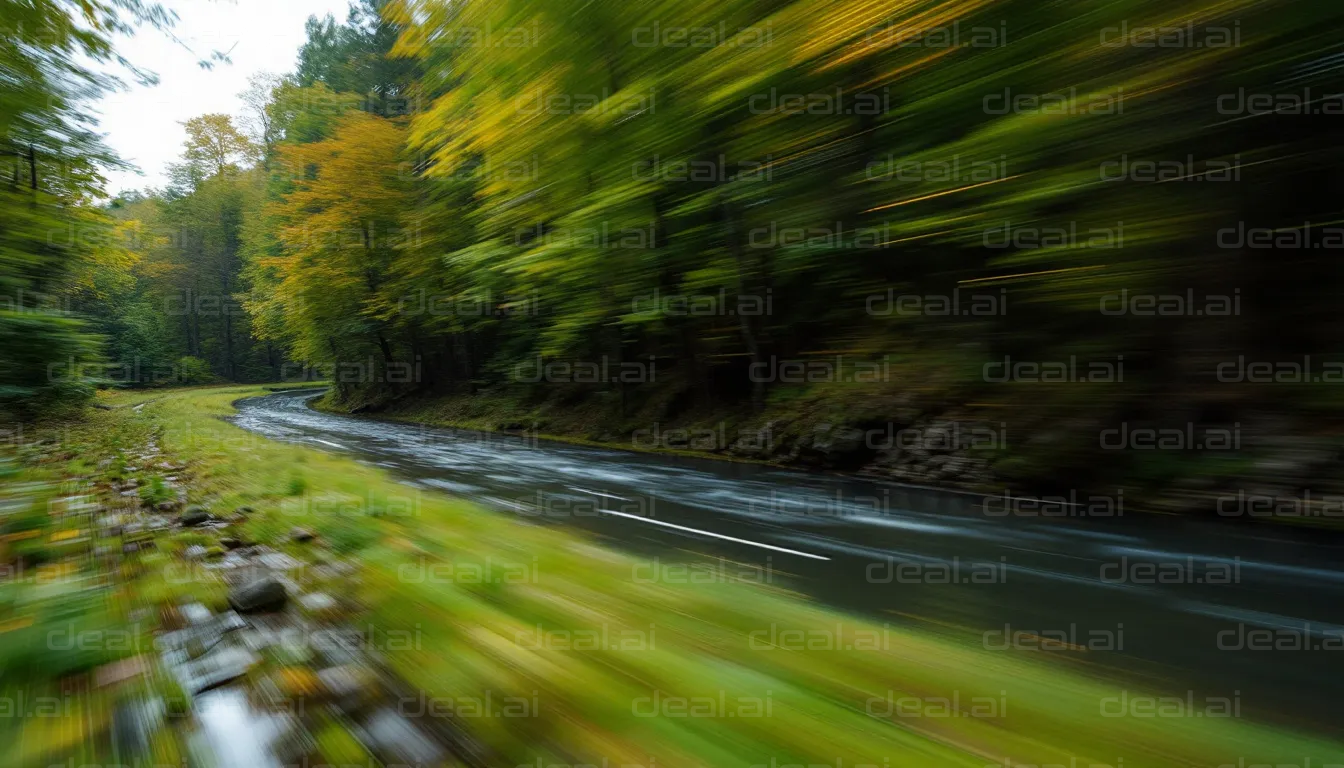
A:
[77, 436, 468, 768]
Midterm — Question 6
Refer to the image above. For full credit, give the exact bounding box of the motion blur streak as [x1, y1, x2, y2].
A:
[2, 0, 1343, 766]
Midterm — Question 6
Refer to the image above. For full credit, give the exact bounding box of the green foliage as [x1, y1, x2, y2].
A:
[138, 475, 172, 506]
[0, 0, 185, 417]
[174, 356, 215, 385]
[157, 673, 190, 718]
[172, 113, 258, 186]
[286, 472, 308, 496]
[0, 0, 277, 413]
[297, 0, 417, 116]
[314, 719, 373, 764]
[0, 307, 100, 418]
[318, 513, 379, 554]
[213, 0, 1342, 465]
[84, 149, 286, 388]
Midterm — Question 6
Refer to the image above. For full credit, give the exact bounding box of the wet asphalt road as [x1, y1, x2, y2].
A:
[233, 390, 1344, 738]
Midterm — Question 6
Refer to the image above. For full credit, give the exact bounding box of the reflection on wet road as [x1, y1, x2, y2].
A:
[234, 390, 1344, 738]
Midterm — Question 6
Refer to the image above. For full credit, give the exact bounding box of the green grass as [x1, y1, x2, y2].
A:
[50, 385, 1344, 766]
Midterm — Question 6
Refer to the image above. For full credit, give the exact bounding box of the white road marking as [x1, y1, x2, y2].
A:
[592, 506, 831, 561]
[568, 486, 632, 502]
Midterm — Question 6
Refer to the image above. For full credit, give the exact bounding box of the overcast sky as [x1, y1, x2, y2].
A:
[97, 0, 350, 195]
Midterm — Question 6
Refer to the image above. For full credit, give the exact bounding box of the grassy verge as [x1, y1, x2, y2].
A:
[4, 384, 1342, 767]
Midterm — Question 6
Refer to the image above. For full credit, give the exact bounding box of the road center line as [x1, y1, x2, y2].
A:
[569, 486, 632, 501]
[593, 506, 831, 561]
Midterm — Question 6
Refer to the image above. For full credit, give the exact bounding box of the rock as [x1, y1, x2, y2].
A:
[258, 552, 303, 570]
[317, 664, 378, 707]
[731, 420, 778, 457]
[234, 506, 255, 516]
[807, 425, 869, 467]
[188, 637, 224, 664]
[111, 697, 153, 759]
[833, 427, 869, 449]
[364, 708, 444, 766]
[157, 500, 181, 513]
[180, 603, 214, 626]
[184, 545, 209, 561]
[180, 506, 211, 526]
[220, 537, 243, 550]
[298, 592, 339, 615]
[289, 526, 315, 543]
[228, 576, 288, 613]
[922, 426, 958, 452]
[145, 516, 174, 533]
[178, 646, 261, 693]
[215, 611, 247, 634]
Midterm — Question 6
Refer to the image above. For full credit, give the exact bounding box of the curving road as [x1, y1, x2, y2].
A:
[233, 389, 1344, 738]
